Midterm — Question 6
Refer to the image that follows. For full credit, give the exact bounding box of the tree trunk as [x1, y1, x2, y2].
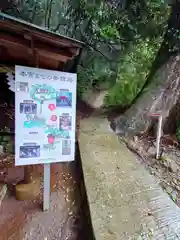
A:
[113, 2, 180, 137]
[114, 55, 180, 136]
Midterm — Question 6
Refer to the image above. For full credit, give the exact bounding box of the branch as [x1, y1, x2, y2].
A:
[31, 0, 37, 23]
[47, 0, 53, 29]
[52, 5, 71, 32]
[53, 22, 67, 32]
[82, 35, 119, 63]
[78, 24, 120, 62]
[44, 0, 49, 27]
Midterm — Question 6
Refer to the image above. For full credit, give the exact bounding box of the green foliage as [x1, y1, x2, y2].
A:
[68, 0, 169, 103]
[77, 50, 117, 96]
[104, 37, 162, 106]
[3, 0, 171, 107]
[159, 155, 168, 162]
[5, 0, 45, 25]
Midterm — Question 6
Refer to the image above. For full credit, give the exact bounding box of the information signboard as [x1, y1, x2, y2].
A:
[15, 66, 77, 166]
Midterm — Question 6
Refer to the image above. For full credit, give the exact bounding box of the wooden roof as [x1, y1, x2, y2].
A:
[0, 13, 84, 71]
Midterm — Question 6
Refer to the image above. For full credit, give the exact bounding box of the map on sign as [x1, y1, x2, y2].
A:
[15, 66, 77, 166]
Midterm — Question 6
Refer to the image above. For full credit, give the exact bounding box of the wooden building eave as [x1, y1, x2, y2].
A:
[0, 13, 84, 71]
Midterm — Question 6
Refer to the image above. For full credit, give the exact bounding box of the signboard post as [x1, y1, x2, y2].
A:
[43, 163, 50, 211]
[15, 66, 77, 211]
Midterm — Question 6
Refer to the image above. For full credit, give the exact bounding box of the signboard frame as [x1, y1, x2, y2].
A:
[15, 65, 77, 211]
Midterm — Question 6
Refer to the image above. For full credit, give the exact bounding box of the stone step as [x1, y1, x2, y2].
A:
[0, 183, 7, 207]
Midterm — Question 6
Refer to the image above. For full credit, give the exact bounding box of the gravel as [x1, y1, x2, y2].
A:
[22, 190, 68, 240]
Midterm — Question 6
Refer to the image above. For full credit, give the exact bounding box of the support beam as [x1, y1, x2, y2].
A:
[43, 164, 51, 211]
[0, 18, 83, 51]
[0, 33, 73, 62]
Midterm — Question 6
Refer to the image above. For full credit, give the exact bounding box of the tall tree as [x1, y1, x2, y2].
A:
[114, 1, 180, 137]
[2, 0, 170, 102]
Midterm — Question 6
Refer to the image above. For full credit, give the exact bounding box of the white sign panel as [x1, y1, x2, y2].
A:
[15, 66, 77, 166]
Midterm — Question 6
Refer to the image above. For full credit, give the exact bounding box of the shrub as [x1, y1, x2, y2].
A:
[104, 37, 162, 107]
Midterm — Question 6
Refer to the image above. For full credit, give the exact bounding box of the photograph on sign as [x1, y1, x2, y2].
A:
[15, 66, 77, 166]
[59, 114, 72, 131]
[16, 81, 29, 92]
[19, 144, 40, 158]
[56, 89, 72, 107]
[62, 140, 71, 155]
[20, 102, 37, 114]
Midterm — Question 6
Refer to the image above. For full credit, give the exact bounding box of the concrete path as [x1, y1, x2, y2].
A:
[79, 116, 180, 239]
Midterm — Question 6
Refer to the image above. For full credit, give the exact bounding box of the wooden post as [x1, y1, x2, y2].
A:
[148, 113, 163, 159]
[156, 115, 163, 159]
[24, 165, 34, 183]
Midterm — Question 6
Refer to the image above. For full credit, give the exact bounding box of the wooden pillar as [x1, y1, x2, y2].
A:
[24, 165, 35, 183]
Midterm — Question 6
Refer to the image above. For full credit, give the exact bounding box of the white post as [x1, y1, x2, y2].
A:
[43, 163, 51, 211]
[156, 115, 163, 159]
